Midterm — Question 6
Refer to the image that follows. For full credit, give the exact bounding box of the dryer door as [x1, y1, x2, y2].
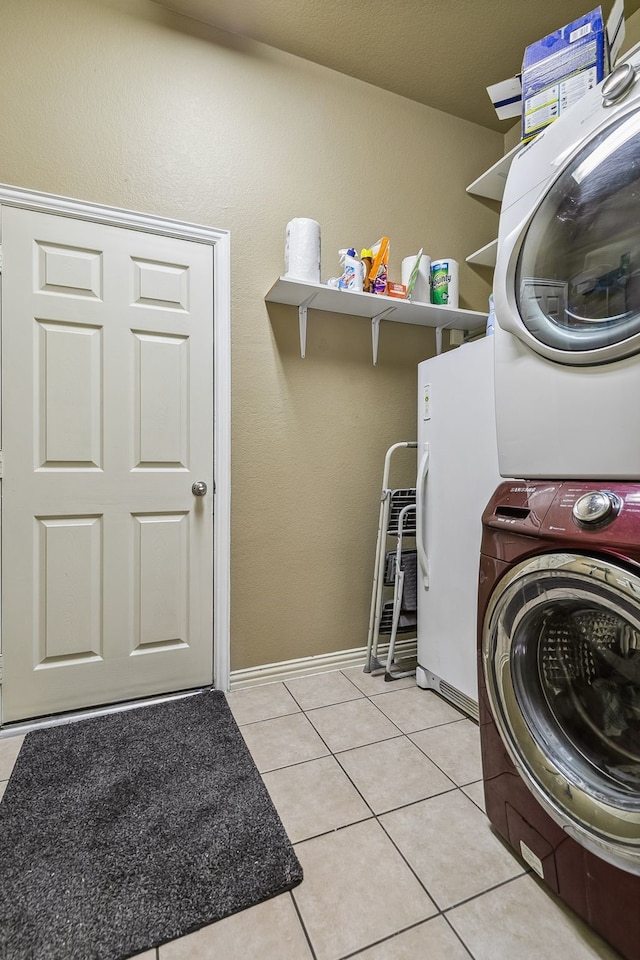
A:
[498, 104, 640, 365]
[483, 552, 640, 874]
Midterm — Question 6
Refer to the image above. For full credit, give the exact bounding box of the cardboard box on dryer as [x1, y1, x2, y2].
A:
[521, 7, 609, 142]
[486, 0, 626, 139]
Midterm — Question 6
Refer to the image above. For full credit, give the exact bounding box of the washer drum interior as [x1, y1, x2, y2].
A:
[483, 552, 640, 874]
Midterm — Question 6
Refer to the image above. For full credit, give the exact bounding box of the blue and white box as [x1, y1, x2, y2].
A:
[486, 0, 625, 137]
[521, 7, 608, 141]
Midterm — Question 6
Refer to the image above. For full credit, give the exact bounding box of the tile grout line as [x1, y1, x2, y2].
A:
[345, 680, 516, 937]
[286, 679, 408, 760]
[440, 869, 531, 916]
[233, 707, 303, 729]
[457, 784, 488, 815]
[237, 674, 523, 960]
[284, 672, 367, 712]
[257, 680, 477, 822]
[280, 671, 418, 960]
[334, 916, 448, 960]
[290, 812, 376, 846]
[288, 669, 371, 704]
[337, 678, 488, 818]
[288, 888, 318, 960]
[237, 681, 482, 829]
[405, 726, 484, 793]
[290, 699, 381, 821]
[440, 912, 477, 960]
[302, 687, 451, 926]
[256, 680, 468, 813]
[303, 726, 396, 825]
[327, 725, 462, 819]
[373, 796, 449, 916]
[284, 681, 454, 953]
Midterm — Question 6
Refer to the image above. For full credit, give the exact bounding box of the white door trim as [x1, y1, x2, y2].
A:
[0, 183, 231, 692]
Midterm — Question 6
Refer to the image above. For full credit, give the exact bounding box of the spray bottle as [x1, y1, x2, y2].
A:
[337, 248, 365, 292]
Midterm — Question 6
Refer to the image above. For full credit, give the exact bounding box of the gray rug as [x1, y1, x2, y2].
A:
[0, 690, 303, 959]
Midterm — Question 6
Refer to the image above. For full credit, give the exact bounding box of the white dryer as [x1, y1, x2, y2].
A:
[494, 46, 640, 480]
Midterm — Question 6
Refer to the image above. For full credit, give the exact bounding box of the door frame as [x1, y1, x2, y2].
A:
[0, 182, 231, 702]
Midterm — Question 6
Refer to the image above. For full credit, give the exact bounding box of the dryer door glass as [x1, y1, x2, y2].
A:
[483, 553, 640, 873]
[515, 107, 640, 354]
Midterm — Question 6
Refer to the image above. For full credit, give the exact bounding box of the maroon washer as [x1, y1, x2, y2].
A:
[479, 480, 640, 960]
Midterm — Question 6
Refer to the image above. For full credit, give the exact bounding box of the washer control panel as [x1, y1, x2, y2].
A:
[572, 490, 622, 528]
[484, 481, 640, 558]
[544, 483, 640, 545]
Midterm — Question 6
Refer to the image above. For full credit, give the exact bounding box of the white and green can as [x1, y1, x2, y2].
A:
[431, 259, 459, 308]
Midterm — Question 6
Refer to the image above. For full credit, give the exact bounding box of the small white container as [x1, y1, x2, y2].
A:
[401, 254, 431, 302]
[284, 218, 321, 283]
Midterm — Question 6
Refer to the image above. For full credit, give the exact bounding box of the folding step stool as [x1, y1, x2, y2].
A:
[365, 442, 418, 678]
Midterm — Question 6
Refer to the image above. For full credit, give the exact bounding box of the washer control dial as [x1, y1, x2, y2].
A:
[572, 490, 621, 527]
[602, 62, 636, 105]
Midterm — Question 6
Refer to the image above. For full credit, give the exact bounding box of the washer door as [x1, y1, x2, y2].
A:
[483, 552, 640, 873]
[497, 104, 640, 365]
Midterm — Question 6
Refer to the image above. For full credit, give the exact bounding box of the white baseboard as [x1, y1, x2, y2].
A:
[229, 638, 417, 690]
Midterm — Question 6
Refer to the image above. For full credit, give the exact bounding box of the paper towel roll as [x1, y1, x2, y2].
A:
[284, 218, 321, 283]
[402, 254, 431, 303]
[431, 259, 459, 308]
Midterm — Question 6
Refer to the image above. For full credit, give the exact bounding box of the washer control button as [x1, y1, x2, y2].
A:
[602, 62, 636, 105]
[572, 491, 621, 526]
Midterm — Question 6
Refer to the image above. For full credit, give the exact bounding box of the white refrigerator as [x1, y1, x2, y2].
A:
[415, 336, 502, 720]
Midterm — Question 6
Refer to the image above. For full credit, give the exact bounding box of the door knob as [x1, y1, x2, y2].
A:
[192, 481, 207, 497]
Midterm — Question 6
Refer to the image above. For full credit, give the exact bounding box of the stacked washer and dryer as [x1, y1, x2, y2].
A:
[480, 49, 640, 959]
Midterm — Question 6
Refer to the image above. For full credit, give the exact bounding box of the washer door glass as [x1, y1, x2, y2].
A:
[516, 107, 640, 354]
[483, 553, 640, 873]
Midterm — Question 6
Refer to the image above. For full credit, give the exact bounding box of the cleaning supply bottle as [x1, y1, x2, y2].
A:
[360, 248, 374, 292]
[337, 248, 365, 292]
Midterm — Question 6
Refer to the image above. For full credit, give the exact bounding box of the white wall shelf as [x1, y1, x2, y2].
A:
[265, 277, 488, 364]
[465, 143, 523, 272]
[466, 238, 498, 268]
[466, 142, 523, 202]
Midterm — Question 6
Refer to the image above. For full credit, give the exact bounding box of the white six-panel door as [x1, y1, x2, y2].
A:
[1, 205, 215, 723]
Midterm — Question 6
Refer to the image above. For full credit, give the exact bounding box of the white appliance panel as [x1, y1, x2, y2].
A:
[495, 323, 640, 480]
[416, 337, 502, 713]
[494, 47, 640, 479]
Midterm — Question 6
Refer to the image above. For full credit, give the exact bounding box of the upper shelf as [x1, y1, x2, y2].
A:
[466, 143, 523, 202]
[466, 238, 498, 268]
[265, 277, 488, 364]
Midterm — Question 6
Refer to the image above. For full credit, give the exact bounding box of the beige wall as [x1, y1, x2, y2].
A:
[622, 6, 640, 54]
[0, 0, 501, 672]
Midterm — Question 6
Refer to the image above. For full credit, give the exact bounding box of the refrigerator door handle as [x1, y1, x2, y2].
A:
[416, 443, 430, 587]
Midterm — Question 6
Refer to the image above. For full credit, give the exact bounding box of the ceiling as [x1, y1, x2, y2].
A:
[154, 0, 640, 131]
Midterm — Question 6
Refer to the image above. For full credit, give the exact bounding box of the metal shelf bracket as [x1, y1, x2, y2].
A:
[371, 307, 396, 365]
[298, 293, 317, 358]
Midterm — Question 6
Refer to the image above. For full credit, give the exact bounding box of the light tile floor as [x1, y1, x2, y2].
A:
[0, 667, 624, 960]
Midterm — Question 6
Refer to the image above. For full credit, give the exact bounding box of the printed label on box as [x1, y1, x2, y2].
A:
[560, 68, 598, 109]
[524, 87, 560, 134]
[524, 66, 598, 135]
[570, 22, 593, 43]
